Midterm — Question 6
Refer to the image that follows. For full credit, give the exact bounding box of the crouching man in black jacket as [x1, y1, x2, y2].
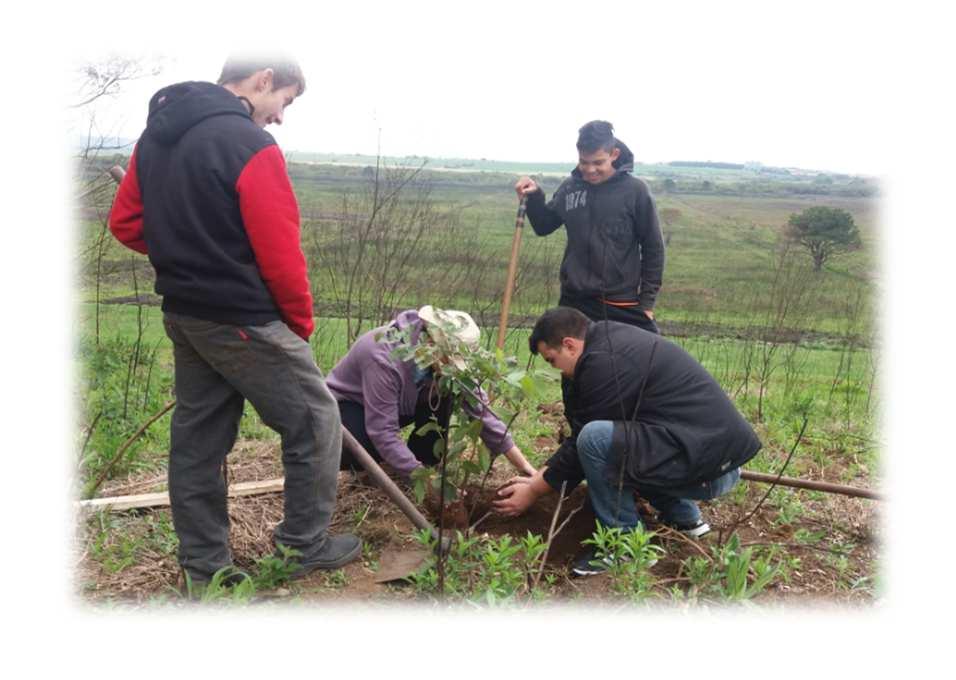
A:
[494, 307, 762, 576]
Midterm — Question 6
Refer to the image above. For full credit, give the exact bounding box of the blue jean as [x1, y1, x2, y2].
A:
[576, 420, 741, 528]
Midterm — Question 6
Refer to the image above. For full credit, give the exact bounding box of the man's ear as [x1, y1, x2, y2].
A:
[609, 147, 621, 163]
[256, 68, 274, 92]
[562, 337, 576, 351]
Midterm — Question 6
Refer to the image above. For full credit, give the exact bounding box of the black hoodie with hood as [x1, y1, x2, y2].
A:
[109, 81, 315, 339]
[524, 140, 665, 311]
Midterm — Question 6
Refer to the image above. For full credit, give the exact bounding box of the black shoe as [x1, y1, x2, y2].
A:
[287, 534, 362, 579]
[671, 519, 711, 539]
[570, 547, 613, 577]
[570, 544, 660, 578]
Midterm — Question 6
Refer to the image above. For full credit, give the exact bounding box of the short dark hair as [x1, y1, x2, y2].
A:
[576, 120, 616, 154]
[529, 307, 590, 354]
[217, 54, 306, 96]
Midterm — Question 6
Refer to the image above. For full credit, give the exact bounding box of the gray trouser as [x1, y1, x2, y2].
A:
[162, 313, 342, 579]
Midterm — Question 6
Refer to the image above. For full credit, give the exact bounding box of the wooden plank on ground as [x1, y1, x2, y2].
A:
[77, 478, 285, 512]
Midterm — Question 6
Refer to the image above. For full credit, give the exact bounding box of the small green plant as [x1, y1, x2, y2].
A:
[686, 556, 713, 594]
[252, 543, 303, 590]
[683, 533, 780, 603]
[185, 567, 256, 604]
[144, 512, 178, 556]
[583, 523, 664, 601]
[763, 545, 801, 584]
[323, 569, 348, 589]
[409, 529, 552, 604]
[88, 511, 145, 574]
[716, 534, 778, 601]
[361, 541, 378, 570]
[771, 489, 804, 527]
[793, 528, 826, 545]
[830, 553, 851, 579]
[719, 535, 776, 600]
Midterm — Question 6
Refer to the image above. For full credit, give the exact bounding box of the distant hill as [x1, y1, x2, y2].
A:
[285, 151, 575, 176]
[78, 141, 878, 197]
[78, 137, 866, 180]
[285, 150, 871, 181]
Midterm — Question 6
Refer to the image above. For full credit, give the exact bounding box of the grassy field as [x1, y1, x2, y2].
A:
[76, 296, 878, 488]
[80, 158, 878, 333]
[73, 159, 881, 606]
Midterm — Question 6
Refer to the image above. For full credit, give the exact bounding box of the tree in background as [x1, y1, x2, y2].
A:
[72, 54, 164, 345]
[72, 54, 164, 198]
[784, 206, 861, 271]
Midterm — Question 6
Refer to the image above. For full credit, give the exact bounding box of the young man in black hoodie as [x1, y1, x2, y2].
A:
[494, 307, 761, 576]
[109, 55, 361, 590]
[515, 120, 665, 334]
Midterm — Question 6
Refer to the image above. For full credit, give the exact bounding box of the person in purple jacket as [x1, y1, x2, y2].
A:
[326, 306, 536, 479]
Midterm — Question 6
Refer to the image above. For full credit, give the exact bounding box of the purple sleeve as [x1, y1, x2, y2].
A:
[462, 389, 515, 455]
[361, 360, 421, 476]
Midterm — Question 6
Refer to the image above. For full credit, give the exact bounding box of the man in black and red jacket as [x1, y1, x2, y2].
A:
[109, 55, 361, 590]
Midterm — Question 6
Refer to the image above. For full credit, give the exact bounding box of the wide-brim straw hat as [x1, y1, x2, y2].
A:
[418, 305, 480, 370]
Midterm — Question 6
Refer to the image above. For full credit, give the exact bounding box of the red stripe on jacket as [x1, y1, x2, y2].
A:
[108, 146, 148, 254]
[236, 145, 315, 340]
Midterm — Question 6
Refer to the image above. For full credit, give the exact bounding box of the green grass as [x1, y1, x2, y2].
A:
[79, 161, 879, 339]
[290, 167, 877, 335]
[74, 303, 877, 490]
[75, 160, 879, 495]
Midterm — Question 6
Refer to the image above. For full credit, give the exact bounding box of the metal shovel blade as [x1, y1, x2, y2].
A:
[374, 546, 433, 583]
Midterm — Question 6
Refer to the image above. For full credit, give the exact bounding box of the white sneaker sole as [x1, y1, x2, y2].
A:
[679, 522, 711, 539]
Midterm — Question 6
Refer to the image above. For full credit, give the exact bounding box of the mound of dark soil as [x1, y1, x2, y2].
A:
[424, 483, 597, 566]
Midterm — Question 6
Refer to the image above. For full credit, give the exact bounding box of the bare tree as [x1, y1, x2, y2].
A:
[304, 156, 449, 343]
[72, 54, 163, 200]
[72, 54, 163, 344]
[752, 241, 815, 420]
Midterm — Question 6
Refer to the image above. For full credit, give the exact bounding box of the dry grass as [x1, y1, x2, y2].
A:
[76, 426, 880, 606]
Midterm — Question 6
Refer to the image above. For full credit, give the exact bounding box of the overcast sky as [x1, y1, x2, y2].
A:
[62, 2, 923, 176]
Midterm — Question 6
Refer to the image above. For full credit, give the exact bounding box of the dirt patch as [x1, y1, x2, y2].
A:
[77, 425, 880, 606]
[421, 480, 597, 567]
[481, 486, 597, 567]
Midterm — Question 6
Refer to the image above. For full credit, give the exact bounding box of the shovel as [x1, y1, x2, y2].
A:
[495, 196, 527, 350]
[341, 430, 450, 583]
